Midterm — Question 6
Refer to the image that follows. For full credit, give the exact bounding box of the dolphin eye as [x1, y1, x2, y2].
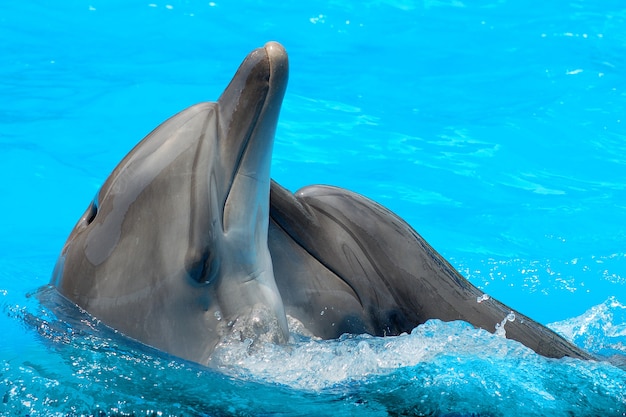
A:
[186, 250, 220, 285]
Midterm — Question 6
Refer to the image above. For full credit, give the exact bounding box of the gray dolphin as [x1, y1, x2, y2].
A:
[52, 42, 290, 364]
[269, 181, 593, 360]
[51, 41, 592, 364]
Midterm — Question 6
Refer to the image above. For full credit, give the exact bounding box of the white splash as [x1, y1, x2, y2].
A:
[209, 318, 535, 390]
[495, 312, 516, 337]
[548, 296, 626, 356]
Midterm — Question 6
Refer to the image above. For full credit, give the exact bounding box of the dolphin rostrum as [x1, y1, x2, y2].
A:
[51, 42, 593, 365]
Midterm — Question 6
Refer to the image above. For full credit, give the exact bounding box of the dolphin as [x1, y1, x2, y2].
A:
[268, 181, 593, 360]
[52, 42, 290, 364]
[51, 41, 593, 364]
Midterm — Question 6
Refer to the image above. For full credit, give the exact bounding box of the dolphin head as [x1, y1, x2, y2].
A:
[52, 42, 289, 363]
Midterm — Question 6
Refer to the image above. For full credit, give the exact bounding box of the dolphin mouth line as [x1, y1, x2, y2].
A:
[222, 46, 275, 227]
[223, 100, 266, 220]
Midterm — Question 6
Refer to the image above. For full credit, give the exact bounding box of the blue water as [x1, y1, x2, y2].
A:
[1, 0, 625, 415]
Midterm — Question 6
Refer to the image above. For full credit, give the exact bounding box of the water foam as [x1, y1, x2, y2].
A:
[210, 317, 536, 391]
[7, 289, 626, 416]
[548, 296, 626, 358]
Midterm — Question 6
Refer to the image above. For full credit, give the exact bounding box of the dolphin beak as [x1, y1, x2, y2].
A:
[217, 42, 289, 233]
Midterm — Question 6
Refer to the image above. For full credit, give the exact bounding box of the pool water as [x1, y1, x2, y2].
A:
[1, 0, 625, 416]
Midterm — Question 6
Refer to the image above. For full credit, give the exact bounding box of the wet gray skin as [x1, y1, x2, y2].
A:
[269, 181, 594, 361]
[52, 42, 290, 364]
[52, 42, 593, 364]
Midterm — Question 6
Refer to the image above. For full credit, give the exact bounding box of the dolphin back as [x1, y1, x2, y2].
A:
[269, 181, 593, 360]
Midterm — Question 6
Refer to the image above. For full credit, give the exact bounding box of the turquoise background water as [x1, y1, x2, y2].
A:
[1, 1, 625, 416]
